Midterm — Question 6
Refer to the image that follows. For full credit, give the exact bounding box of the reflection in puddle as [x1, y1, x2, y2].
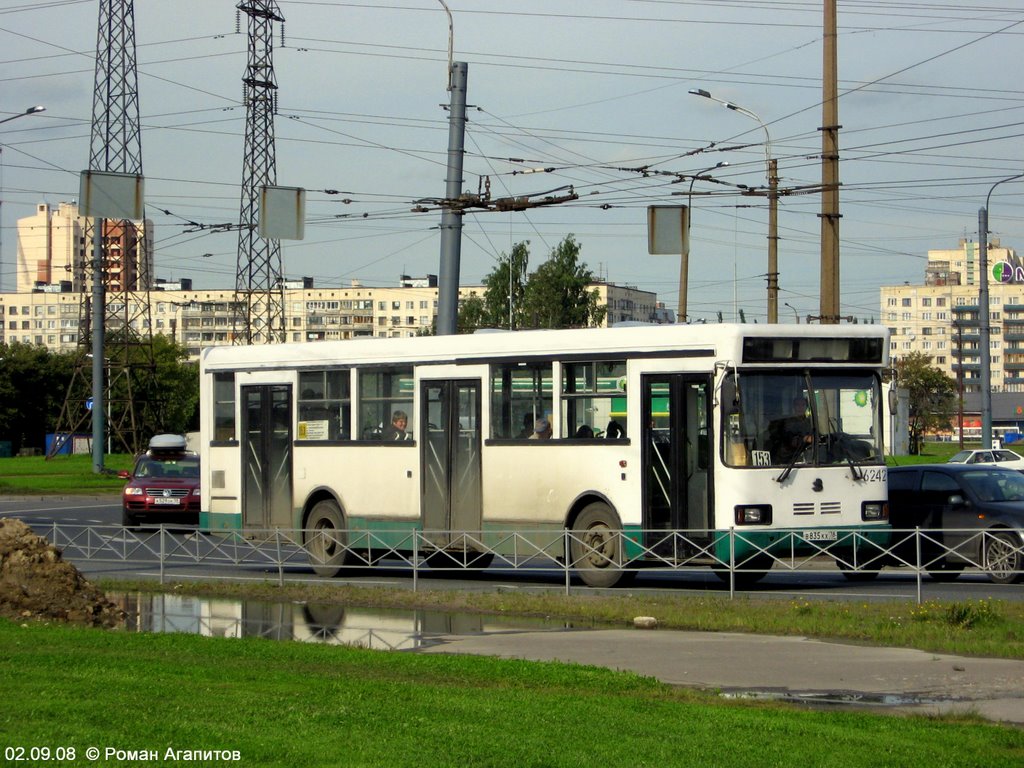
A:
[110, 592, 577, 651]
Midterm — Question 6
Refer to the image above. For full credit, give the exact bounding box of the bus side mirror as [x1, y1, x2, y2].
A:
[720, 380, 738, 410]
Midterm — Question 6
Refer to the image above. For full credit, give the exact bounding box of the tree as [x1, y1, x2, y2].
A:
[892, 352, 957, 450]
[455, 292, 487, 334]
[481, 241, 530, 330]
[0, 343, 76, 453]
[149, 335, 199, 435]
[521, 235, 606, 329]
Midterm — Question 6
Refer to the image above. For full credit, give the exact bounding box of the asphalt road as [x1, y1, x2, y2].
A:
[3, 494, 1024, 602]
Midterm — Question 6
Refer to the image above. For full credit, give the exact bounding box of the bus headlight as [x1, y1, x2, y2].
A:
[861, 501, 888, 521]
[735, 505, 772, 525]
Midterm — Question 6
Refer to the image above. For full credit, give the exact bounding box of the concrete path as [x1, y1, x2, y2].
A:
[419, 627, 1024, 725]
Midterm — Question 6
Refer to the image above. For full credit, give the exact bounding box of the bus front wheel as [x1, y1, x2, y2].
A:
[569, 503, 633, 588]
[304, 499, 351, 577]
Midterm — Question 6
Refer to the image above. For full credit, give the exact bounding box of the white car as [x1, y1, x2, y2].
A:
[947, 448, 1024, 471]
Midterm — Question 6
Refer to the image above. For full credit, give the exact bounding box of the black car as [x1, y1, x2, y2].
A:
[883, 464, 1024, 584]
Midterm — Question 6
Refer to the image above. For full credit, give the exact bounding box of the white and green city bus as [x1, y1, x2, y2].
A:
[198, 323, 889, 586]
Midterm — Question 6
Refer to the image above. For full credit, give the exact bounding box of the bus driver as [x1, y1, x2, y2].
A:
[769, 396, 813, 463]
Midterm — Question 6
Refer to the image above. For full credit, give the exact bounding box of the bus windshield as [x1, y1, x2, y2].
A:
[721, 371, 883, 469]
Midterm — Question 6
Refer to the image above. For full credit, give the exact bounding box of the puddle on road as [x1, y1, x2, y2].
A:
[109, 592, 583, 650]
[720, 689, 949, 713]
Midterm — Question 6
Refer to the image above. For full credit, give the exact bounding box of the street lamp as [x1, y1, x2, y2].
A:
[689, 89, 779, 322]
[1, 106, 45, 294]
[0, 105, 45, 126]
[672, 161, 727, 323]
[978, 170, 1024, 450]
[784, 302, 800, 324]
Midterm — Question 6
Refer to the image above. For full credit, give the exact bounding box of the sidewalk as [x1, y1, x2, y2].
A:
[419, 627, 1024, 725]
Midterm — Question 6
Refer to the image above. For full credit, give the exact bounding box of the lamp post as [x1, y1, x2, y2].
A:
[1, 106, 45, 294]
[675, 161, 727, 323]
[784, 302, 800, 324]
[0, 105, 45, 126]
[689, 89, 779, 322]
[978, 171, 1024, 450]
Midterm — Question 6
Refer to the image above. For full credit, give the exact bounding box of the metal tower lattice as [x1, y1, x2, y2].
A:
[234, 0, 285, 344]
[50, 0, 159, 458]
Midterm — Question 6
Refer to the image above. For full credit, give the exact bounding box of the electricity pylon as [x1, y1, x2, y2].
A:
[50, 0, 159, 460]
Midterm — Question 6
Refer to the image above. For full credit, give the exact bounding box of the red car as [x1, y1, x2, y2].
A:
[120, 435, 201, 528]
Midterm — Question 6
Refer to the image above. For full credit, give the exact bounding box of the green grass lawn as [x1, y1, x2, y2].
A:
[1, 620, 1021, 768]
[0, 453, 131, 494]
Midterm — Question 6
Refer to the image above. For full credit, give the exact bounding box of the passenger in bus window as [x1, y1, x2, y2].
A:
[605, 420, 624, 439]
[382, 410, 409, 441]
[517, 412, 535, 439]
[768, 396, 813, 462]
[529, 418, 552, 440]
[574, 424, 594, 439]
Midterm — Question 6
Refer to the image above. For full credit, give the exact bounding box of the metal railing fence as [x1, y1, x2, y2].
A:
[38, 522, 1023, 603]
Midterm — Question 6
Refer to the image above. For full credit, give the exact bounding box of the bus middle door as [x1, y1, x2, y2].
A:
[241, 384, 293, 529]
[420, 379, 482, 547]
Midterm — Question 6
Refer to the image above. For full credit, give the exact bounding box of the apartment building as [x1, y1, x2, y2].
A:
[0, 275, 667, 360]
[880, 238, 1024, 393]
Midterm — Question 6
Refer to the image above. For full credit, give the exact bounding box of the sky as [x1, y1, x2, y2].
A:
[1, 0, 1023, 323]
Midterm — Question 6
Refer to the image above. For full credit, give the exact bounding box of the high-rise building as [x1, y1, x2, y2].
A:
[15, 202, 153, 294]
[16, 202, 86, 293]
[880, 238, 1023, 393]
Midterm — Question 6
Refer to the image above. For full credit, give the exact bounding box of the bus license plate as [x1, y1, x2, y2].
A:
[802, 530, 837, 542]
[154, 498, 180, 505]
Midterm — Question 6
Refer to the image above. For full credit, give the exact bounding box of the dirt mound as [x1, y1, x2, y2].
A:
[0, 518, 124, 628]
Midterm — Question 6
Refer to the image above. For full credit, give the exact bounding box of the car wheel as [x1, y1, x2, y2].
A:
[926, 562, 964, 582]
[121, 508, 138, 529]
[983, 531, 1024, 585]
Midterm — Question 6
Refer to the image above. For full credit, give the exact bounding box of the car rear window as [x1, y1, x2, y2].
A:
[887, 470, 917, 492]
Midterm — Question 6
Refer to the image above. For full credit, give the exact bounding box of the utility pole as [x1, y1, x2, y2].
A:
[51, 0, 158, 466]
[436, 61, 468, 337]
[819, 0, 842, 324]
[234, 0, 285, 344]
[977, 172, 1024, 449]
[767, 158, 779, 322]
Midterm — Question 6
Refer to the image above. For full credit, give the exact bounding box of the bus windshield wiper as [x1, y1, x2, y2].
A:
[774, 441, 809, 483]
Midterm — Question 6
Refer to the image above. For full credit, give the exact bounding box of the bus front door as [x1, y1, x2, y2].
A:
[241, 384, 293, 529]
[420, 380, 482, 547]
[642, 375, 712, 546]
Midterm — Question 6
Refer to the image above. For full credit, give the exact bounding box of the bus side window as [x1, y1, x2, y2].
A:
[358, 367, 414, 441]
[490, 362, 553, 440]
[560, 360, 626, 440]
[213, 372, 235, 442]
[298, 369, 351, 441]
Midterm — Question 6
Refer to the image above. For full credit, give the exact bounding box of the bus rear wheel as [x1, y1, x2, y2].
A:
[304, 499, 351, 577]
[570, 503, 633, 588]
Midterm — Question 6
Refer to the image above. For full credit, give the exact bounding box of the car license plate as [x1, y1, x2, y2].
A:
[153, 497, 180, 505]
[802, 530, 838, 542]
